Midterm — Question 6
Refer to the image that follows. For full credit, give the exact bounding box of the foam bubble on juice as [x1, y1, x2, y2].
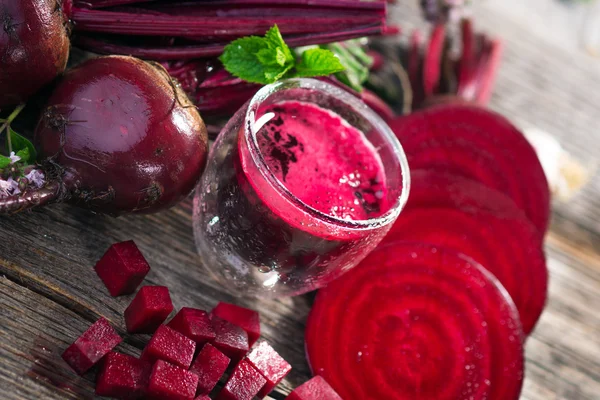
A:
[255, 101, 389, 221]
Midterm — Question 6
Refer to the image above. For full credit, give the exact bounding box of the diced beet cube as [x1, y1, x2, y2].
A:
[62, 317, 122, 375]
[217, 359, 267, 400]
[285, 376, 342, 400]
[94, 241, 151, 296]
[147, 360, 199, 400]
[209, 315, 249, 363]
[167, 308, 215, 344]
[95, 352, 151, 399]
[189, 343, 230, 395]
[211, 302, 260, 347]
[247, 341, 292, 398]
[142, 325, 196, 369]
[124, 286, 174, 333]
[195, 396, 210, 400]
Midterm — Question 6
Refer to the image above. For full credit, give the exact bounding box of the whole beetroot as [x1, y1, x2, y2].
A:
[0, 55, 208, 215]
[0, 0, 70, 107]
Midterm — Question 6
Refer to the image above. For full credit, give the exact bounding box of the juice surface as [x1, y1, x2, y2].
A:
[255, 101, 389, 221]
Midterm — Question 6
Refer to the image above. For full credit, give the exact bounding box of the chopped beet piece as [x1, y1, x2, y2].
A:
[217, 359, 267, 400]
[168, 307, 215, 345]
[94, 241, 151, 296]
[62, 317, 122, 375]
[305, 243, 524, 400]
[142, 325, 196, 369]
[189, 343, 230, 395]
[147, 360, 199, 400]
[124, 286, 174, 334]
[195, 396, 211, 400]
[247, 341, 291, 398]
[285, 376, 342, 400]
[211, 302, 260, 347]
[209, 315, 249, 363]
[95, 352, 151, 399]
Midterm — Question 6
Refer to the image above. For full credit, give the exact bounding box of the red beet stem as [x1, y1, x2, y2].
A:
[74, 0, 158, 7]
[0, 179, 61, 215]
[423, 23, 446, 96]
[474, 38, 504, 105]
[70, 6, 383, 37]
[73, 23, 387, 60]
[457, 19, 475, 97]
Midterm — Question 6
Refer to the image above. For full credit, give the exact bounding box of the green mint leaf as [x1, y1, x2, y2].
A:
[293, 48, 346, 78]
[0, 155, 10, 169]
[16, 147, 30, 163]
[220, 25, 294, 84]
[7, 127, 37, 162]
[264, 25, 294, 63]
[256, 47, 287, 67]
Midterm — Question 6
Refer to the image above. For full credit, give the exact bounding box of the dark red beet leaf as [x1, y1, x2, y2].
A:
[390, 105, 550, 232]
[385, 170, 548, 335]
[306, 243, 524, 400]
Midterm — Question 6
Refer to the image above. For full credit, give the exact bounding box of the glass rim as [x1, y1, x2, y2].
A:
[243, 78, 411, 230]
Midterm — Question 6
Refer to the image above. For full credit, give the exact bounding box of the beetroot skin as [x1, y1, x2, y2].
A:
[95, 352, 151, 399]
[0, 0, 70, 107]
[62, 317, 122, 375]
[217, 359, 267, 400]
[168, 307, 215, 345]
[142, 325, 196, 369]
[285, 376, 343, 400]
[211, 302, 260, 347]
[305, 243, 525, 400]
[94, 240, 150, 297]
[246, 341, 292, 398]
[147, 360, 199, 400]
[189, 343, 230, 396]
[124, 286, 174, 333]
[32, 55, 208, 216]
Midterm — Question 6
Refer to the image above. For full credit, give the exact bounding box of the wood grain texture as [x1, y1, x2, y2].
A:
[1, 1, 600, 399]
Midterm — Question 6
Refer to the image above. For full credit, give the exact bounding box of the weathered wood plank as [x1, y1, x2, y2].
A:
[0, 201, 310, 397]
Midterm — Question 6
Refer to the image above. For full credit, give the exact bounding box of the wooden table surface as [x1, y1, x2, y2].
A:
[1, 2, 600, 399]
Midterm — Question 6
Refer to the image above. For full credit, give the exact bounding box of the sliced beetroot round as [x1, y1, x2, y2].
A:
[306, 243, 524, 400]
[389, 105, 550, 232]
[385, 170, 548, 334]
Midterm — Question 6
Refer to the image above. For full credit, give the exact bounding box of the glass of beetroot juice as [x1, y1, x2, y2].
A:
[193, 78, 410, 297]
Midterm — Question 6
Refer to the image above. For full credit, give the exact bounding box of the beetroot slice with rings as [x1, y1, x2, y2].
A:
[385, 170, 548, 335]
[389, 105, 550, 233]
[305, 243, 524, 400]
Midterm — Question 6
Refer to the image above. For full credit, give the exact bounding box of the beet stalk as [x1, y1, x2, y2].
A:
[0, 55, 209, 216]
[0, 0, 70, 107]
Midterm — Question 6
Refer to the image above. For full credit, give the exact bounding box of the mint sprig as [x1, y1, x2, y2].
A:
[0, 104, 36, 173]
[220, 25, 345, 84]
